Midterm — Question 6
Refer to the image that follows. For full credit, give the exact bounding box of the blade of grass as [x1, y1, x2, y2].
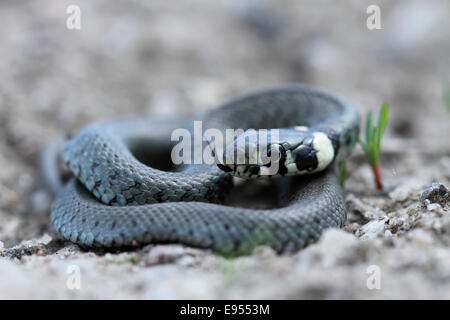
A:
[370, 127, 377, 164]
[357, 137, 371, 156]
[365, 110, 373, 143]
[376, 103, 388, 149]
[358, 103, 389, 190]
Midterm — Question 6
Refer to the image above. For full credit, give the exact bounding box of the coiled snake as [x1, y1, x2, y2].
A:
[45, 84, 359, 254]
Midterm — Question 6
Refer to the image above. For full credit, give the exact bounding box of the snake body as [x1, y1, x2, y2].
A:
[49, 84, 359, 254]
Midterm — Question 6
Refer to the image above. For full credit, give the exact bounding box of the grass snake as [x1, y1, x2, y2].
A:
[46, 84, 359, 254]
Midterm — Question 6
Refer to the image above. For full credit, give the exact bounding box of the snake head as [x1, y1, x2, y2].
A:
[216, 127, 337, 178]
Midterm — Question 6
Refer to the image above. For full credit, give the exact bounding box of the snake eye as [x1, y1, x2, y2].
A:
[261, 144, 285, 165]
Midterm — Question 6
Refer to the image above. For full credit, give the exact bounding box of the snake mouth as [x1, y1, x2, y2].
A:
[217, 162, 284, 178]
[216, 142, 287, 178]
[217, 163, 233, 172]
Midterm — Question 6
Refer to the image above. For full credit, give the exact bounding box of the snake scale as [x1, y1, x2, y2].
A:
[47, 84, 359, 254]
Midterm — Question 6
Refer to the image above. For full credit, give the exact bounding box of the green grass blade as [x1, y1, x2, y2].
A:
[369, 150, 377, 165]
[370, 127, 377, 147]
[376, 103, 388, 149]
[365, 110, 373, 143]
[358, 104, 389, 189]
[368, 126, 377, 165]
[357, 137, 370, 155]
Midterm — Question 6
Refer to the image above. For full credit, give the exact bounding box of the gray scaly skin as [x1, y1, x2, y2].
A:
[50, 84, 360, 254]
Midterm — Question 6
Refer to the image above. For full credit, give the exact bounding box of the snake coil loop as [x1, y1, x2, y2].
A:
[48, 84, 359, 254]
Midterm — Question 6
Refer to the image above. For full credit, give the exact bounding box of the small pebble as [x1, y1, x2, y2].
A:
[360, 218, 388, 239]
[420, 183, 449, 207]
[426, 203, 442, 211]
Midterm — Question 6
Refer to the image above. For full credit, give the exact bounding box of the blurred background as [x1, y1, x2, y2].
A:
[0, 0, 449, 299]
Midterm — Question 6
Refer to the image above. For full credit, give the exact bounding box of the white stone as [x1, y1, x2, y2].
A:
[360, 218, 388, 239]
[427, 203, 442, 211]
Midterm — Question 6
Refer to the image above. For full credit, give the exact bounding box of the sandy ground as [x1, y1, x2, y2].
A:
[0, 0, 449, 299]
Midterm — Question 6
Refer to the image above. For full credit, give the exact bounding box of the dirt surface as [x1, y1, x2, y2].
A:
[0, 0, 449, 299]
